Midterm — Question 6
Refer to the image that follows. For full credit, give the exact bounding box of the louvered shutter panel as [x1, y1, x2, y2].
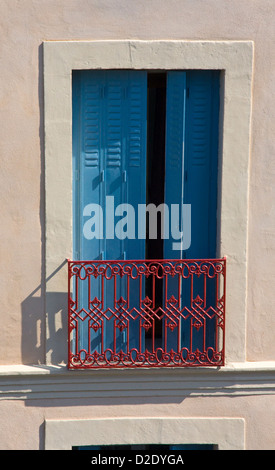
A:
[103, 71, 147, 352]
[123, 71, 147, 352]
[183, 70, 220, 351]
[184, 70, 219, 259]
[164, 71, 219, 353]
[163, 72, 186, 352]
[164, 72, 187, 260]
[124, 71, 147, 260]
[73, 71, 105, 354]
[104, 71, 126, 262]
[73, 70, 147, 355]
[79, 71, 103, 261]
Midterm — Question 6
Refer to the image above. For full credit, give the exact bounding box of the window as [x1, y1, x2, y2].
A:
[73, 444, 217, 450]
[68, 69, 225, 368]
[44, 40, 253, 365]
[72, 70, 219, 261]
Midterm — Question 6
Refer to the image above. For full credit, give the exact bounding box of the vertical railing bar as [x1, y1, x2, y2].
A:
[87, 269, 91, 356]
[191, 269, 194, 304]
[177, 273, 181, 353]
[126, 269, 130, 354]
[88, 266, 91, 309]
[164, 268, 168, 309]
[75, 269, 78, 309]
[75, 321, 79, 358]
[204, 271, 207, 309]
[114, 264, 117, 304]
[127, 268, 130, 309]
[164, 273, 168, 353]
[178, 271, 181, 309]
[113, 270, 117, 354]
[88, 317, 91, 357]
[203, 271, 207, 352]
[139, 273, 142, 352]
[190, 271, 193, 352]
[190, 318, 193, 353]
[222, 259, 226, 364]
[75, 264, 79, 356]
[139, 269, 142, 310]
[101, 271, 104, 354]
[152, 271, 155, 308]
[215, 269, 220, 351]
[203, 318, 206, 352]
[114, 320, 117, 354]
[76, 265, 81, 361]
[68, 260, 71, 367]
[127, 316, 130, 355]
[101, 268, 104, 309]
[152, 271, 156, 352]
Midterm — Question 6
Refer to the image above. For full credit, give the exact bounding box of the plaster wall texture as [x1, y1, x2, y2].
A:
[0, 394, 274, 450]
[0, 1, 274, 451]
[0, 0, 274, 365]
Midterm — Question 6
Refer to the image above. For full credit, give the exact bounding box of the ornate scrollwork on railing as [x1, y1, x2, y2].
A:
[68, 258, 226, 369]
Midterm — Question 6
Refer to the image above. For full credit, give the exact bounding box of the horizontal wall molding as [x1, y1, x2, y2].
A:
[0, 362, 275, 401]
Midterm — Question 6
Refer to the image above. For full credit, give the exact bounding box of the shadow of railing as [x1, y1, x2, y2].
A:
[21, 260, 68, 365]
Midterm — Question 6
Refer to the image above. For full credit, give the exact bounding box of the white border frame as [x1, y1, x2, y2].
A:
[43, 40, 253, 365]
[45, 417, 245, 450]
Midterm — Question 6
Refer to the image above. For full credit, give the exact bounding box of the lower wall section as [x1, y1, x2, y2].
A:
[0, 362, 275, 450]
[45, 417, 245, 450]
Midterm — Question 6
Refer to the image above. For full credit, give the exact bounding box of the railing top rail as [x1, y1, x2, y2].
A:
[68, 257, 226, 263]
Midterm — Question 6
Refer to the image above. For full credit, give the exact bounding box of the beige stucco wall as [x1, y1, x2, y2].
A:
[0, 0, 274, 365]
[0, 390, 274, 450]
[0, 0, 275, 451]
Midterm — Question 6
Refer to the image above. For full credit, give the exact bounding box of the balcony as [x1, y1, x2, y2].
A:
[68, 258, 226, 369]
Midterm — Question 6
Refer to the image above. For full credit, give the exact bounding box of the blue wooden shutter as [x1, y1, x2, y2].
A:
[124, 71, 147, 260]
[73, 70, 147, 261]
[184, 70, 219, 259]
[164, 71, 219, 259]
[124, 72, 147, 352]
[163, 72, 187, 352]
[164, 70, 220, 353]
[184, 71, 220, 351]
[73, 71, 105, 354]
[163, 72, 187, 260]
[72, 70, 147, 355]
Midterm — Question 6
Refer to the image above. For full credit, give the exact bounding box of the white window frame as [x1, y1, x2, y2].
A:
[43, 40, 253, 365]
[45, 416, 245, 450]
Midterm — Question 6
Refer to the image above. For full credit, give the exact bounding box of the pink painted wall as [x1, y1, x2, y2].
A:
[0, 0, 274, 364]
[0, 394, 274, 450]
[0, 1, 274, 452]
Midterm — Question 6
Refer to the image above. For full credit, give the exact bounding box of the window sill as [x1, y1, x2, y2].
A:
[1, 361, 275, 376]
[0, 361, 274, 401]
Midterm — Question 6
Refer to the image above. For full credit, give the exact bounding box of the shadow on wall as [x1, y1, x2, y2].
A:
[21, 260, 68, 365]
[21, 44, 68, 365]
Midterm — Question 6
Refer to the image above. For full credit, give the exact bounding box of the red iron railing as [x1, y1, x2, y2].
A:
[68, 258, 226, 369]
